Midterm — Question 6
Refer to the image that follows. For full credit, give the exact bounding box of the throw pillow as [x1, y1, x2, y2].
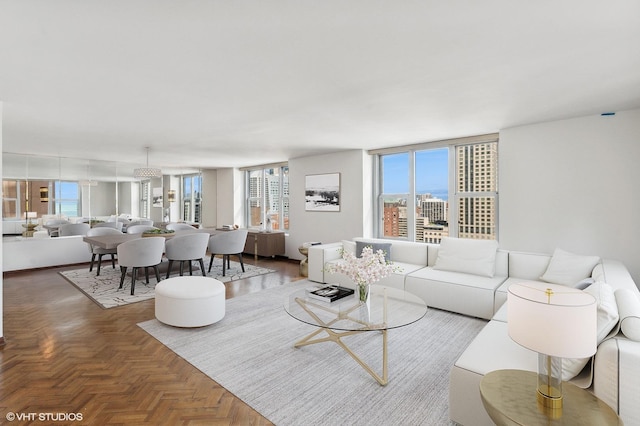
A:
[584, 282, 620, 344]
[615, 288, 640, 342]
[355, 241, 392, 263]
[432, 237, 498, 277]
[540, 249, 600, 286]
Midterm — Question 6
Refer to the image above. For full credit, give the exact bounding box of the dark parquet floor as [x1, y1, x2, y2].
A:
[1, 256, 304, 425]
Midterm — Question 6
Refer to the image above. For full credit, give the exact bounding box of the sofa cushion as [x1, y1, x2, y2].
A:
[540, 248, 600, 286]
[616, 288, 640, 342]
[432, 237, 499, 277]
[406, 268, 507, 319]
[355, 240, 391, 262]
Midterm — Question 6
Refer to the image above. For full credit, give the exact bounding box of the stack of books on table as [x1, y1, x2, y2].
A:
[307, 285, 354, 303]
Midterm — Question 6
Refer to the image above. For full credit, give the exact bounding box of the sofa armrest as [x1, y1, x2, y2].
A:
[594, 259, 638, 293]
[594, 336, 640, 424]
[308, 242, 344, 283]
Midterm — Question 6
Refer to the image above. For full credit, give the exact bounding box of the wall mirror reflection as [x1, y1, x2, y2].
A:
[3, 152, 202, 237]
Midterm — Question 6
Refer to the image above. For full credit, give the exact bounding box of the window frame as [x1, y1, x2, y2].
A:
[372, 134, 498, 242]
[244, 163, 289, 231]
[53, 180, 80, 217]
[181, 173, 202, 223]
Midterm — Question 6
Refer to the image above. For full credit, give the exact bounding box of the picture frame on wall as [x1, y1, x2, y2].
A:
[152, 187, 163, 208]
[305, 172, 340, 212]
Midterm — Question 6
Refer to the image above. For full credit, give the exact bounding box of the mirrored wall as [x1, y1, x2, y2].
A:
[3, 153, 146, 224]
[2, 152, 203, 228]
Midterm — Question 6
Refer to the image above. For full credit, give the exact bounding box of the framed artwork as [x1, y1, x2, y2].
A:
[152, 187, 163, 208]
[305, 173, 340, 212]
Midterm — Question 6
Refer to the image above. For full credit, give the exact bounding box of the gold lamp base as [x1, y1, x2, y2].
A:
[537, 388, 563, 409]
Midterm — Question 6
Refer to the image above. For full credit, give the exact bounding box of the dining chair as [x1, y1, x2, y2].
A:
[128, 219, 154, 227]
[116, 237, 165, 295]
[44, 219, 70, 237]
[207, 229, 249, 276]
[165, 222, 196, 231]
[58, 222, 90, 237]
[93, 221, 124, 231]
[164, 232, 210, 278]
[86, 227, 122, 275]
[126, 225, 158, 234]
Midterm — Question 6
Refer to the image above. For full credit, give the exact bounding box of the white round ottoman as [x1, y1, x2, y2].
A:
[155, 276, 225, 327]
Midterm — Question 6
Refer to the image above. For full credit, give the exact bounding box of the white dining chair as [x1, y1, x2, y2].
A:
[58, 222, 90, 237]
[116, 237, 165, 295]
[165, 222, 196, 231]
[164, 232, 210, 278]
[44, 219, 70, 237]
[126, 225, 158, 234]
[93, 221, 124, 231]
[86, 227, 122, 275]
[207, 229, 249, 276]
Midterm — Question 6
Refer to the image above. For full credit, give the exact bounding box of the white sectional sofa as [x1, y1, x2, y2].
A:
[308, 237, 640, 425]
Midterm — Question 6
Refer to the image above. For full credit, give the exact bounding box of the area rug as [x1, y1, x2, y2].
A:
[60, 260, 275, 309]
[138, 281, 487, 425]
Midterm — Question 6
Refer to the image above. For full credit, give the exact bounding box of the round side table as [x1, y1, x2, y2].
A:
[298, 245, 309, 277]
[480, 369, 622, 425]
[22, 223, 37, 237]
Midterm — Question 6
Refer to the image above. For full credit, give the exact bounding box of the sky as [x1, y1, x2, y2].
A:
[382, 148, 449, 197]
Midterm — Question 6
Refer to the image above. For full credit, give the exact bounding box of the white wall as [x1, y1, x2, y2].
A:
[287, 149, 372, 259]
[200, 169, 217, 228]
[216, 168, 244, 228]
[499, 109, 640, 285]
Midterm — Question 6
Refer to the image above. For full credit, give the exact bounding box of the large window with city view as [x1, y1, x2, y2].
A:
[377, 137, 498, 242]
[181, 174, 202, 223]
[246, 165, 289, 231]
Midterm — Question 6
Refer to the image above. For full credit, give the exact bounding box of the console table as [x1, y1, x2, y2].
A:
[243, 230, 285, 259]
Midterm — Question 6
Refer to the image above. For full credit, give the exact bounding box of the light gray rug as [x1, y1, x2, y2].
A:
[60, 260, 274, 309]
[138, 281, 487, 425]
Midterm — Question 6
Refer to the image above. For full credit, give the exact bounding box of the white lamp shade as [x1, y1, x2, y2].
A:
[508, 281, 597, 358]
[26, 212, 38, 219]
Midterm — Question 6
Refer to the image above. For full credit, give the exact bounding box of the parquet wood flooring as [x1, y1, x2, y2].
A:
[1, 257, 303, 425]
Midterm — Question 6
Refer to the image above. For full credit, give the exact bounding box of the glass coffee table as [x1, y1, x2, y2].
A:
[284, 284, 427, 386]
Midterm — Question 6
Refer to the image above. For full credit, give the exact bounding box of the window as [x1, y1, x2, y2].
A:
[2, 180, 19, 220]
[182, 174, 202, 223]
[53, 181, 80, 217]
[375, 135, 498, 242]
[140, 181, 150, 219]
[246, 164, 289, 231]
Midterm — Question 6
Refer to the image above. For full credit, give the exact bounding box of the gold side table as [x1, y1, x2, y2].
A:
[22, 223, 37, 237]
[298, 245, 309, 277]
[480, 369, 622, 425]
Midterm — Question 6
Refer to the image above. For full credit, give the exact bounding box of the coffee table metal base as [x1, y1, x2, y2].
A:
[293, 297, 389, 386]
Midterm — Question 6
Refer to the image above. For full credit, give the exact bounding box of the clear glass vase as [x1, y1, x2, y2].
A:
[357, 284, 370, 302]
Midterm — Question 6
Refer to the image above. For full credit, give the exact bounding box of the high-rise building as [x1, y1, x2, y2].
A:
[456, 143, 497, 239]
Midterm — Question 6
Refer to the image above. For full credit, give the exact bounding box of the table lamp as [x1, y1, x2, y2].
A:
[25, 211, 37, 224]
[507, 281, 597, 412]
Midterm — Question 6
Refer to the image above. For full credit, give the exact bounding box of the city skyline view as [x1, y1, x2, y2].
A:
[382, 142, 497, 242]
[382, 148, 449, 200]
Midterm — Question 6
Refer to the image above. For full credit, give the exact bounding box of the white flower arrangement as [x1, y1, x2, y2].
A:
[324, 245, 398, 288]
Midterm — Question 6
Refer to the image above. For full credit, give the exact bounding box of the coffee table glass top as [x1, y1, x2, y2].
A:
[284, 284, 427, 331]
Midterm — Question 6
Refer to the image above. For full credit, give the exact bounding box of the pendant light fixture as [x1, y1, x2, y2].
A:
[133, 147, 162, 179]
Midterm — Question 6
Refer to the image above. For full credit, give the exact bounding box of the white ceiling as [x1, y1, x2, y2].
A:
[1, 1, 639, 171]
